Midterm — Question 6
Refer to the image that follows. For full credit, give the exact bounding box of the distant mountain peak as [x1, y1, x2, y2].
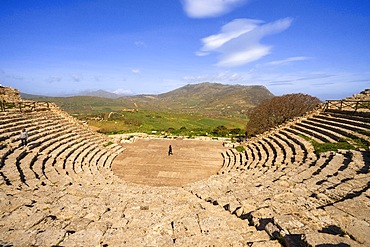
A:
[155, 82, 274, 115]
[20, 82, 274, 117]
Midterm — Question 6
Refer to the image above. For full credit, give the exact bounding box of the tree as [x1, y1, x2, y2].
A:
[230, 128, 242, 135]
[212, 125, 229, 136]
[246, 93, 321, 136]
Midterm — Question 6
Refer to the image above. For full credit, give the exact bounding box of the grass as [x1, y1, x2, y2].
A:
[298, 134, 358, 154]
[85, 109, 248, 136]
[235, 146, 245, 152]
[358, 129, 370, 136]
[103, 141, 114, 147]
[351, 137, 370, 150]
[313, 141, 357, 154]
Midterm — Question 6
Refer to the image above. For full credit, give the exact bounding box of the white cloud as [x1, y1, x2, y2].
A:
[182, 0, 247, 18]
[218, 44, 271, 67]
[112, 88, 134, 95]
[198, 19, 263, 54]
[197, 18, 293, 67]
[265, 56, 312, 66]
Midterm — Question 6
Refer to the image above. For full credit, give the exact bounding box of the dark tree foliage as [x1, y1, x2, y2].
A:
[212, 125, 229, 137]
[246, 93, 321, 136]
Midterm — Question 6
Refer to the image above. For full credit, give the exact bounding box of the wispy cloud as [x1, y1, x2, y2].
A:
[265, 56, 312, 66]
[46, 76, 62, 84]
[348, 79, 370, 83]
[183, 75, 209, 81]
[71, 74, 82, 82]
[181, 0, 247, 18]
[296, 73, 334, 81]
[311, 81, 336, 86]
[183, 71, 242, 82]
[2, 70, 24, 81]
[94, 75, 102, 82]
[134, 41, 147, 48]
[267, 81, 294, 86]
[197, 18, 293, 67]
[131, 69, 141, 74]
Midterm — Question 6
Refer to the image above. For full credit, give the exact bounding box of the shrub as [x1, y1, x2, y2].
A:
[103, 141, 114, 147]
[124, 119, 142, 126]
[235, 146, 245, 152]
[230, 128, 242, 135]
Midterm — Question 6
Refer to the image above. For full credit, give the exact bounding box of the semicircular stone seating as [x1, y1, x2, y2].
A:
[200, 90, 370, 247]
[1, 89, 370, 246]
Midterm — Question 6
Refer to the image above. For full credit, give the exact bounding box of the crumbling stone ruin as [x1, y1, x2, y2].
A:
[346, 89, 370, 101]
[0, 87, 369, 246]
[325, 88, 370, 113]
[0, 86, 54, 112]
[0, 86, 21, 102]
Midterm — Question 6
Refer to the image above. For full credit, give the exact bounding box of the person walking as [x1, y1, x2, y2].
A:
[19, 128, 28, 147]
[168, 145, 173, 156]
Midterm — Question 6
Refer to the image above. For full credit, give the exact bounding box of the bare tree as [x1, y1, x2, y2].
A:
[246, 93, 321, 136]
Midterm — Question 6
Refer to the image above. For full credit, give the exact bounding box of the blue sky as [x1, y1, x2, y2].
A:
[0, 0, 369, 100]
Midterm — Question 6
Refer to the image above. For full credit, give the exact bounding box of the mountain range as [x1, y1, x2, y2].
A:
[22, 82, 274, 117]
[21, 89, 126, 99]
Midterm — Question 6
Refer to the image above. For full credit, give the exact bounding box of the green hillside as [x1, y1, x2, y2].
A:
[26, 82, 274, 136]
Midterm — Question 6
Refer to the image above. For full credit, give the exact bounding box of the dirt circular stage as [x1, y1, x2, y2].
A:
[112, 138, 227, 187]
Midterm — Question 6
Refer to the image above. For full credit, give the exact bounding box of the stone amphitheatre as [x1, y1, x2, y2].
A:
[0, 86, 369, 246]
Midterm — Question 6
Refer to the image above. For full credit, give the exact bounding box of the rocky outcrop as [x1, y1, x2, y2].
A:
[0, 86, 21, 102]
[0, 86, 58, 112]
[346, 88, 370, 101]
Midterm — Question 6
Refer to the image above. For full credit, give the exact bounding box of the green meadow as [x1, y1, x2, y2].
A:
[84, 109, 248, 137]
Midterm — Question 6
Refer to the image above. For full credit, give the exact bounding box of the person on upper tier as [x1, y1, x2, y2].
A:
[19, 128, 28, 147]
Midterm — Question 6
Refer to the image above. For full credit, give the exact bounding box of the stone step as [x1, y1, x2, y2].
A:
[323, 111, 370, 125]
[304, 118, 367, 143]
[315, 114, 370, 132]
[296, 121, 343, 143]
[285, 126, 325, 144]
[274, 132, 298, 163]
